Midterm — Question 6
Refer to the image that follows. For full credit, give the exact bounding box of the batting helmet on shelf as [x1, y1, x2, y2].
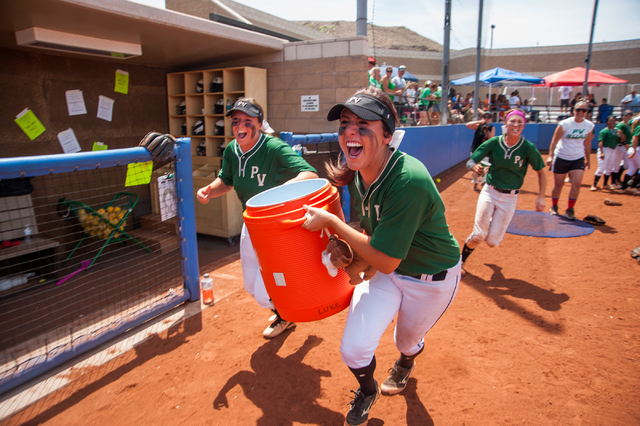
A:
[176, 100, 186, 115]
[193, 120, 205, 135]
[210, 76, 223, 93]
[196, 79, 204, 93]
[214, 119, 225, 135]
[214, 98, 224, 114]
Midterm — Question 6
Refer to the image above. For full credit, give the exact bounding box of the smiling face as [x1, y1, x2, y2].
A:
[504, 113, 525, 140]
[573, 101, 588, 122]
[606, 115, 617, 129]
[338, 109, 391, 185]
[230, 111, 261, 150]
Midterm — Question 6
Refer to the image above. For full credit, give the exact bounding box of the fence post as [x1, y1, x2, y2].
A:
[175, 138, 200, 301]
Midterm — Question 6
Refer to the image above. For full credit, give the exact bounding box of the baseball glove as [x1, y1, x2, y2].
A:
[582, 214, 605, 226]
[326, 235, 353, 268]
[604, 198, 622, 206]
[631, 247, 640, 259]
[344, 252, 377, 285]
[139, 132, 176, 161]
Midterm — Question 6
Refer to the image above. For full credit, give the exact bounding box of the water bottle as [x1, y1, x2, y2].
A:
[226, 99, 231, 112]
[201, 273, 213, 305]
[24, 224, 32, 243]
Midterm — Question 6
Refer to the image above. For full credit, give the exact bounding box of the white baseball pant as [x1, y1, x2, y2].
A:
[340, 261, 460, 369]
[466, 185, 518, 249]
[240, 223, 275, 309]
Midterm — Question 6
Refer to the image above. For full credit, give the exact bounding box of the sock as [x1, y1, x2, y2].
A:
[593, 175, 601, 186]
[621, 173, 632, 190]
[552, 198, 559, 207]
[349, 356, 377, 396]
[603, 175, 610, 186]
[630, 173, 640, 188]
[461, 244, 475, 263]
[612, 170, 620, 184]
[568, 198, 577, 209]
[399, 345, 424, 369]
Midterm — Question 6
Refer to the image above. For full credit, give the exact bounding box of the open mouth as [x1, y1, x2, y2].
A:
[237, 130, 247, 140]
[346, 142, 363, 158]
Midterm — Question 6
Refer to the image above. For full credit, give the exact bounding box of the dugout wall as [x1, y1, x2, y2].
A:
[0, 140, 199, 395]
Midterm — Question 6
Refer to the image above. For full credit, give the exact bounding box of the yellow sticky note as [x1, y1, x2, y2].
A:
[14, 108, 46, 140]
[115, 69, 129, 94]
[125, 161, 153, 187]
[92, 142, 108, 151]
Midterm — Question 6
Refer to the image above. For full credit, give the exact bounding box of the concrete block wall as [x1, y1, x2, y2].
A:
[251, 37, 370, 135]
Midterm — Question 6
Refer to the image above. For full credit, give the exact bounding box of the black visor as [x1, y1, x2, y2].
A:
[327, 94, 395, 134]
[226, 99, 263, 121]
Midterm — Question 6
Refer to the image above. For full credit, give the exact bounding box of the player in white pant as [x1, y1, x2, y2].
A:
[302, 88, 461, 426]
[461, 109, 546, 276]
[620, 120, 640, 194]
[592, 115, 620, 191]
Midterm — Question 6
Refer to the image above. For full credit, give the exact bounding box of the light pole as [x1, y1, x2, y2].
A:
[490, 24, 495, 50]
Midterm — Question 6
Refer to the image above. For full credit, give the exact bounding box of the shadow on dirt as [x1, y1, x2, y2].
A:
[463, 263, 569, 334]
[213, 332, 343, 426]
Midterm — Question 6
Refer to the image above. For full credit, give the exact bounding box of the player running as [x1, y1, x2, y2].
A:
[302, 87, 461, 426]
[460, 109, 546, 276]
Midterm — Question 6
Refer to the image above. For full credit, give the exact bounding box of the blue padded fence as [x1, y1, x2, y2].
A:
[0, 139, 199, 395]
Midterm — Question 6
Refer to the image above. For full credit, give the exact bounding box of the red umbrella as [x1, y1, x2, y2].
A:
[538, 67, 627, 87]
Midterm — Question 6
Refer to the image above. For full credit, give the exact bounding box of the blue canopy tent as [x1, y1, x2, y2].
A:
[450, 67, 544, 87]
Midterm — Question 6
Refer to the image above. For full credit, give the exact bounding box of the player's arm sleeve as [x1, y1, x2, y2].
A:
[276, 143, 317, 177]
[217, 145, 235, 187]
[529, 145, 546, 171]
[468, 138, 494, 168]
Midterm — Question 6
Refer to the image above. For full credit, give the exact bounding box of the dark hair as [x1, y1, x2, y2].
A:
[326, 87, 398, 187]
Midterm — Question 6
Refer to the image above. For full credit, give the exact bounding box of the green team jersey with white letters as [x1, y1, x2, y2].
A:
[348, 149, 460, 276]
[471, 136, 545, 190]
[616, 122, 631, 145]
[218, 134, 316, 209]
[599, 127, 620, 149]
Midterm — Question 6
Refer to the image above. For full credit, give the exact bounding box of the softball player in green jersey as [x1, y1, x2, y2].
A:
[196, 98, 317, 339]
[302, 88, 461, 426]
[460, 109, 546, 276]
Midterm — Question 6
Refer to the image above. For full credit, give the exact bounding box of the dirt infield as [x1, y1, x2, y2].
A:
[5, 162, 640, 426]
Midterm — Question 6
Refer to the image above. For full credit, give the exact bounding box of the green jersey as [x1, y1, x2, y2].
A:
[634, 123, 640, 138]
[598, 127, 620, 149]
[419, 88, 431, 107]
[471, 135, 545, 190]
[369, 74, 382, 89]
[348, 150, 460, 276]
[616, 122, 631, 145]
[219, 134, 316, 209]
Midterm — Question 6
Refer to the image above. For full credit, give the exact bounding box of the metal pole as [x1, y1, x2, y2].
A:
[583, 0, 599, 97]
[473, 0, 484, 120]
[356, 0, 367, 36]
[490, 24, 495, 50]
[441, 0, 452, 125]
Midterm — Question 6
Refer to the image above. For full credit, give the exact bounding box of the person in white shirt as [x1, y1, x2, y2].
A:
[621, 90, 640, 114]
[546, 101, 594, 220]
[392, 65, 408, 125]
[508, 91, 521, 109]
[559, 86, 572, 114]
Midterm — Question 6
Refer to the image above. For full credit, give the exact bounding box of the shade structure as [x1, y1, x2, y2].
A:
[537, 67, 627, 87]
[451, 67, 544, 87]
[384, 66, 419, 82]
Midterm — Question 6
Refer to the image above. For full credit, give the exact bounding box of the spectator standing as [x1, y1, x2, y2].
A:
[367, 57, 376, 76]
[559, 86, 572, 114]
[547, 101, 594, 220]
[380, 66, 402, 107]
[586, 94, 597, 121]
[597, 98, 613, 123]
[569, 92, 582, 116]
[369, 67, 382, 90]
[405, 82, 418, 124]
[429, 83, 442, 125]
[392, 65, 409, 126]
[620, 89, 640, 114]
[417, 81, 432, 125]
[509, 91, 521, 109]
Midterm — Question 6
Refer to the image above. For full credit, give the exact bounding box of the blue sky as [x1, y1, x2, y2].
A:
[129, 0, 640, 50]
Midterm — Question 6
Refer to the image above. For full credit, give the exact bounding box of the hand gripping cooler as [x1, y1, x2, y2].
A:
[243, 178, 354, 322]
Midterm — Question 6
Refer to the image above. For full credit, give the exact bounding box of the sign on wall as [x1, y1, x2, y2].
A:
[301, 95, 319, 112]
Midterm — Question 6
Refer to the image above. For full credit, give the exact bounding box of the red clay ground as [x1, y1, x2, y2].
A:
[5, 162, 640, 426]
